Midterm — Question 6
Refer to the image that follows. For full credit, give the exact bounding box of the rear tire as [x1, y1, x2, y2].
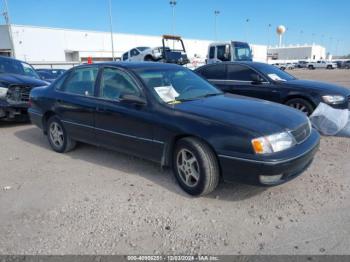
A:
[285, 98, 314, 116]
[173, 137, 219, 196]
[327, 65, 332, 69]
[308, 65, 314, 70]
[47, 116, 76, 153]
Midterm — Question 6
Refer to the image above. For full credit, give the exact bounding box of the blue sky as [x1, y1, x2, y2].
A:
[1, 0, 350, 55]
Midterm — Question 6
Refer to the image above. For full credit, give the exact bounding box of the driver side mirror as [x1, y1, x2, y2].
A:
[120, 94, 146, 105]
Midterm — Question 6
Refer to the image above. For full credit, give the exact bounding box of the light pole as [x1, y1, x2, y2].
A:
[245, 18, 250, 42]
[267, 24, 271, 47]
[214, 10, 220, 41]
[108, 0, 115, 61]
[2, 0, 15, 57]
[320, 34, 325, 46]
[299, 30, 304, 45]
[329, 37, 333, 54]
[311, 33, 316, 44]
[169, 0, 177, 36]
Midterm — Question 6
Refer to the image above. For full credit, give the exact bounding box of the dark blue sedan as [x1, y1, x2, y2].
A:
[28, 62, 320, 196]
[195, 62, 350, 116]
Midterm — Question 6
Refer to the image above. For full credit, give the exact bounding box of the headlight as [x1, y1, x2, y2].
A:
[0, 87, 8, 99]
[322, 95, 345, 104]
[252, 131, 296, 154]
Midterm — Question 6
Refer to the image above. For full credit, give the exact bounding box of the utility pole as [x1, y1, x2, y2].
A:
[169, 0, 177, 36]
[214, 10, 220, 41]
[108, 0, 115, 61]
[267, 24, 271, 47]
[2, 0, 15, 57]
[245, 18, 250, 42]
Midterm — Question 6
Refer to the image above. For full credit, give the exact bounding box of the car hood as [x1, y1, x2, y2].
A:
[284, 79, 350, 96]
[174, 94, 308, 136]
[0, 73, 48, 87]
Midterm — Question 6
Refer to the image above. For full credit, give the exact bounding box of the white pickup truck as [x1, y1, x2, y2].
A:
[307, 60, 337, 70]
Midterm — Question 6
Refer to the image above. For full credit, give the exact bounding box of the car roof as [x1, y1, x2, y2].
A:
[76, 61, 184, 70]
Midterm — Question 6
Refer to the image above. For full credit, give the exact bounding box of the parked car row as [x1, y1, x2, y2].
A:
[2, 53, 349, 196]
[28, 62, 320, 196]
[195, 62, 350, 116]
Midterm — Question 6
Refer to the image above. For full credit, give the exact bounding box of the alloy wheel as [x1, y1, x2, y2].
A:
[49, 122, 64, 148]
[176, 149, 200, 187]
[289, 103, 310, 115]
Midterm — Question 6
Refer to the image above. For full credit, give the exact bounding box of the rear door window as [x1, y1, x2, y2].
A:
[59, 67, 98, 96]
[200, 64, 226, 79]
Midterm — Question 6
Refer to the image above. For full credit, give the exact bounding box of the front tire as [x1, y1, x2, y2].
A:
[47, 116, 76, 153]
[173, 137, 219, 196]
[285, 98, 314, 116]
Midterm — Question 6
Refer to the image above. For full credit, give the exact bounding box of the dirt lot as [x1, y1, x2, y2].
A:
[1, 69, 350, 255]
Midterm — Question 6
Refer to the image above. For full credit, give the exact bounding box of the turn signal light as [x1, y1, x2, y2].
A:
[252, 139, 264, 154]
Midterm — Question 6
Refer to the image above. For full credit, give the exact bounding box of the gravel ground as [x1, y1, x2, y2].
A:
[0, 69, 350, 255]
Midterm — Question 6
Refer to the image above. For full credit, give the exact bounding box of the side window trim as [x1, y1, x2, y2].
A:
[96, 66, 146, 103]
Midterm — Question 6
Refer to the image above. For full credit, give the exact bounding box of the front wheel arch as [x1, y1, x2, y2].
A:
[162, 135, 221, 170]
[284, 97, 316, 115]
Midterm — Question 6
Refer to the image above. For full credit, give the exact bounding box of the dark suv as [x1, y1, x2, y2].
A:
[0, 56, 48, 121]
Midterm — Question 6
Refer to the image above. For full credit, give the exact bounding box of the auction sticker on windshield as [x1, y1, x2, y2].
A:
[268, 73, 286, 81]
[154, 86, 179, 102]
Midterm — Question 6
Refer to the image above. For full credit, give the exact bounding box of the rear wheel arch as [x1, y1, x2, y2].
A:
[42, 111, 56, 134]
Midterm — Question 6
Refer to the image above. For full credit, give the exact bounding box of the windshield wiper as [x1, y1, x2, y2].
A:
[197, 93, 223, 99]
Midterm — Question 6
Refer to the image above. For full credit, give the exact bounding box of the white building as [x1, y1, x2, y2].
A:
[0, 24, 267, 68]
[267, 44, 327, 61]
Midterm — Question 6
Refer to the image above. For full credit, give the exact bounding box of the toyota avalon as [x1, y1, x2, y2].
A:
[29, 62, 320, 196]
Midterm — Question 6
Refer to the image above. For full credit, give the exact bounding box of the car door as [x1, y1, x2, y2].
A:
[94, 66, 163, 162]
[54, 66, 100, 143]
[223, 64, 281, 102]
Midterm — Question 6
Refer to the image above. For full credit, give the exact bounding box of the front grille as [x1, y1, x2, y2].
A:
[6, 86, 31, 103]
[291, 122, 311, 144]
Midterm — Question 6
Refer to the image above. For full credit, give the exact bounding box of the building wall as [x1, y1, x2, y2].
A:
[0, 25, 268, 65]
[267, 45, 326, 60]
[3, 24, 212, 63]
[0, 25, 12, 50]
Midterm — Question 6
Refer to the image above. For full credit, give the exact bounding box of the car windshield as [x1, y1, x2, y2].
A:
[0, 58, 40, 79]
[233, 43, 252, 61]
[255, 63, 297, 82]
[134, 67, 222, 104]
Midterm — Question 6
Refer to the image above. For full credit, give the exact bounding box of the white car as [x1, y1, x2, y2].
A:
[121, 47, 162, 62]
[307, 60, 337, 70]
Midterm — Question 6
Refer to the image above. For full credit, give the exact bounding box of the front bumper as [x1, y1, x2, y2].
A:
[218, 129, 320, 186]
[0, 99, 29, 120]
